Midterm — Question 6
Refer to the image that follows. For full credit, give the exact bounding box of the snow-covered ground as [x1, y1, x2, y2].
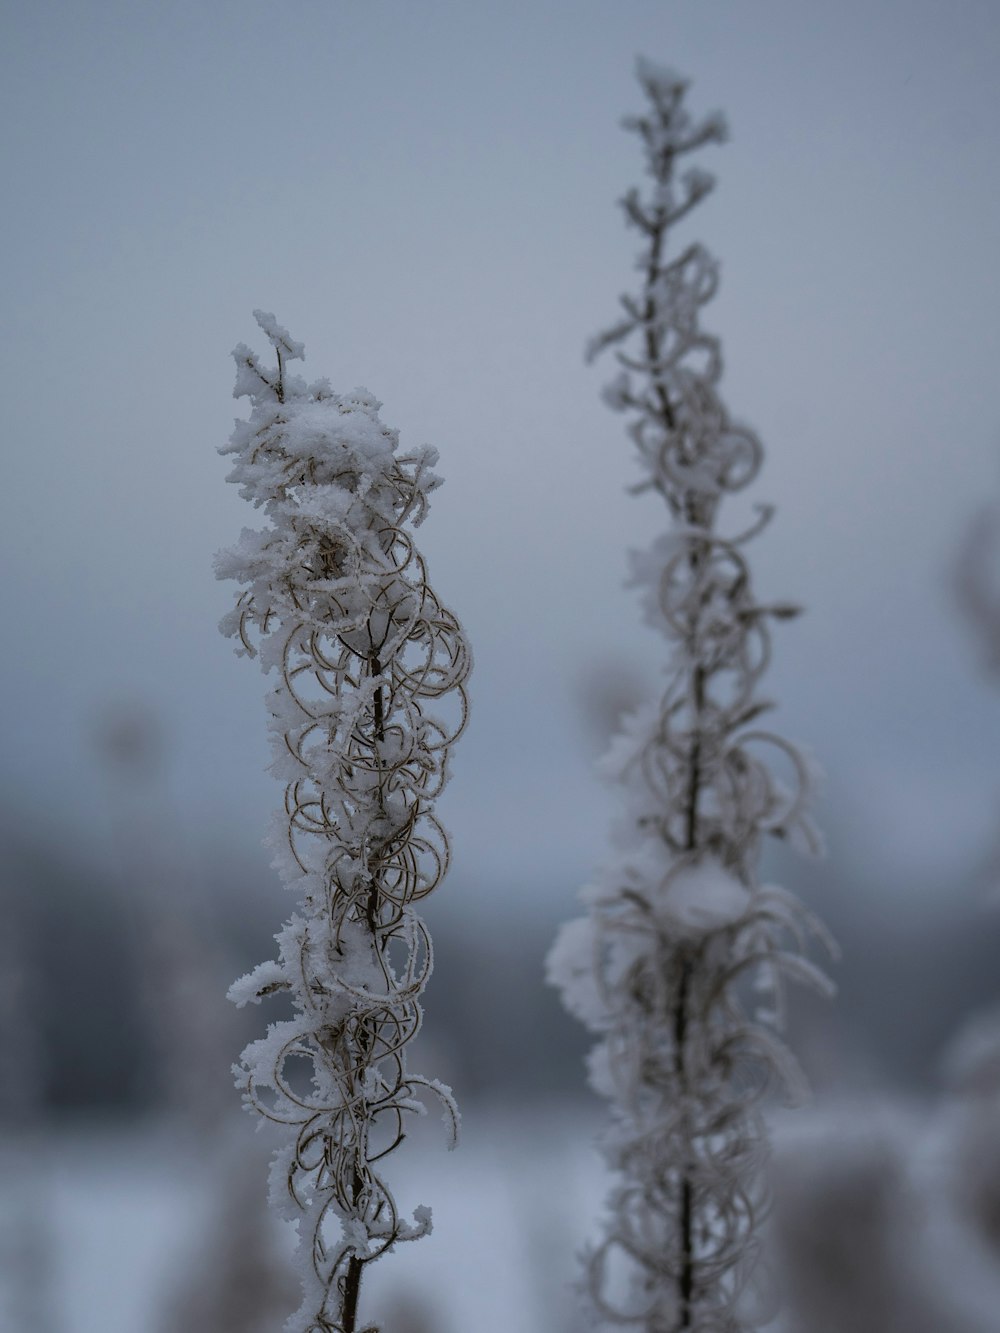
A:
[7, 1092, 1000, 1333]
[1, 1103, 605, 1333]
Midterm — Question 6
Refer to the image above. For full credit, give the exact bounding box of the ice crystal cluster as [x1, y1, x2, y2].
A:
[547, 62, 833, 1332]
[218, 312, 470, 1333]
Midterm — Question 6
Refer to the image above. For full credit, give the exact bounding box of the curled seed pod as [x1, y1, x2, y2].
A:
[548, 62, 834, 1333]
[218, 312, 470, 1333]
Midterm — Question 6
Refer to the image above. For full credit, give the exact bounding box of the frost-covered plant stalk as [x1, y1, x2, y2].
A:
[548, 63, 833, 1332]
[218, 312, 470, 1333]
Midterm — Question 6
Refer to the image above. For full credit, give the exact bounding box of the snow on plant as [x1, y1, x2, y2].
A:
[217, 311, 470, 1333]
[547, 62, 834, 1332]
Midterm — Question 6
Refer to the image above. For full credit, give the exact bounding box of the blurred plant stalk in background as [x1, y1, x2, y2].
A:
[548, 61, 834, 1332]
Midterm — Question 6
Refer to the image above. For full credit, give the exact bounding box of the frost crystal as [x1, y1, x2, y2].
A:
[548, 64, 834, 1332]
[218, 312, 470, 1333]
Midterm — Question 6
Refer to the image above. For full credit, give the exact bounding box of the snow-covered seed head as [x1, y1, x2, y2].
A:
[548, 66, 833, 1333]
[218, 312, 470, 1333]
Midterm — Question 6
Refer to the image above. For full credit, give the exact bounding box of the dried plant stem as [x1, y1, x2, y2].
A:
[218, 311, 470, 1333]
[548, 61, 834, 1333]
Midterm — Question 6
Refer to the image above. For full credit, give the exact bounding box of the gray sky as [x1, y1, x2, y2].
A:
[3, 0, 1000, 912]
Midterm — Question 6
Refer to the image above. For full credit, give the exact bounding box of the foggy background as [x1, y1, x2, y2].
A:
[3, 1, 1000, 1330]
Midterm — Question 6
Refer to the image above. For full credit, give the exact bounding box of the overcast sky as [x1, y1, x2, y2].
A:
[3, 0, 1000, 916]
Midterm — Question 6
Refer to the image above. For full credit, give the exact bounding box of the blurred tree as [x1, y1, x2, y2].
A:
[160, 1129, 296, 1333]
[956, 500, 1000, 676]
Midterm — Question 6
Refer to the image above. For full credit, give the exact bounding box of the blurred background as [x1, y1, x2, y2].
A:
[3, 1, 1000, 1329]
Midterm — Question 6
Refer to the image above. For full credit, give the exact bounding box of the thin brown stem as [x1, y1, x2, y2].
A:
[676, 623, 706, 1329]
[673, 957, 694, 1329]
[342, 648, 387, 1331]
[341, 1255, 364, 1333]
[644, 217, 677, 435]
